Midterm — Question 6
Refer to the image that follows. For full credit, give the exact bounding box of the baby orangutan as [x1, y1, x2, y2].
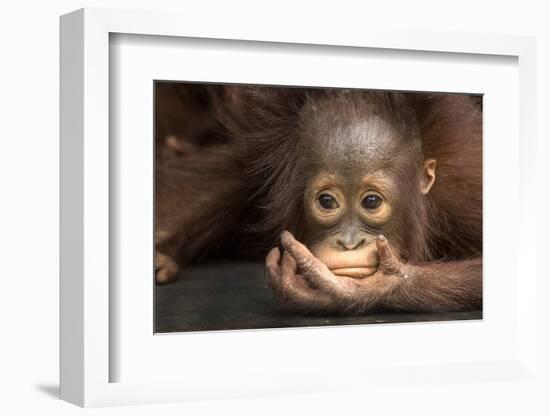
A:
[264, 92, 482, 314]
[155, 86, 482, 315]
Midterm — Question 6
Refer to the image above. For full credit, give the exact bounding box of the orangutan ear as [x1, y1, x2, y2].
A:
[420, 159, 437, 195]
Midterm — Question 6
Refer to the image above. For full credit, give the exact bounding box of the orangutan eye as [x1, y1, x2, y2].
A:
[317, 193, 339, 210]
[362, 194, 383, 210]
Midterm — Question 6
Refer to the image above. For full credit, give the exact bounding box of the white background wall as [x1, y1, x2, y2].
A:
[1, 0, 548, 414]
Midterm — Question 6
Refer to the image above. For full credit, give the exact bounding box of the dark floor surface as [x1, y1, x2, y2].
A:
[155, 261, 482, 333]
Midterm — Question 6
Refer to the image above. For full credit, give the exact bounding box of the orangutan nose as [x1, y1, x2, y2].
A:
[337, 236, 366, 251]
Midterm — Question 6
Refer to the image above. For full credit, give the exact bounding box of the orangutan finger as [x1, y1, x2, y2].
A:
[376, 235, 402, 274]
[280, 231, 333, 283]
[265, 247, 282, 290]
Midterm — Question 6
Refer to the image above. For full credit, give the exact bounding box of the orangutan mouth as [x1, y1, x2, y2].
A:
[330, 266, 378, 279]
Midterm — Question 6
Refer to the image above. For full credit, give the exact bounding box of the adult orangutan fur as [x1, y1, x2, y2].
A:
[154, 83, 482, 314]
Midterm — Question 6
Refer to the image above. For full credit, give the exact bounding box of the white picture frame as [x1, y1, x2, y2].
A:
[60, 7, 539, 408]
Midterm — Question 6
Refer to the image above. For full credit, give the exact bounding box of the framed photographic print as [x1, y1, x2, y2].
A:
[60, 7, 540, 408]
